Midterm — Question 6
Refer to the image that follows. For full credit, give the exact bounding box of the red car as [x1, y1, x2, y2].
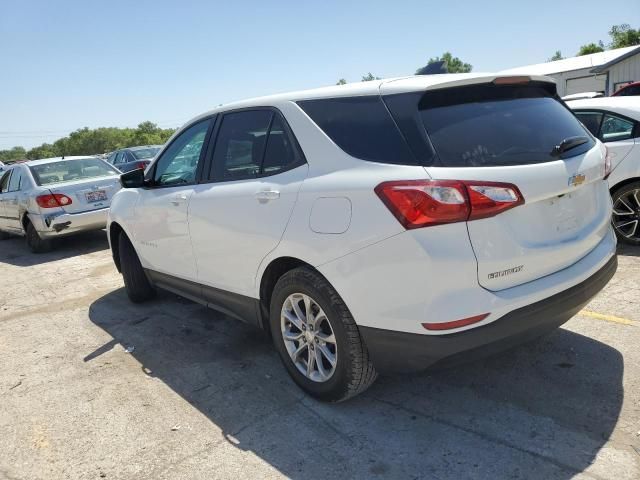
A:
[612, 81, 640, 96]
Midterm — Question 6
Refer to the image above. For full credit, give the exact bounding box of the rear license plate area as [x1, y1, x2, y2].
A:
[85, 190, 107, 202]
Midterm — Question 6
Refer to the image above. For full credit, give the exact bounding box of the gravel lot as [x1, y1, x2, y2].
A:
[1, 232, 639, 480]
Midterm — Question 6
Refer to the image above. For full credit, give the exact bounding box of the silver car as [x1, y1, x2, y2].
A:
[0, 156, 121, 252]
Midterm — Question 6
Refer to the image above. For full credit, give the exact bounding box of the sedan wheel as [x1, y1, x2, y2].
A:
[612, 184, 640, 245]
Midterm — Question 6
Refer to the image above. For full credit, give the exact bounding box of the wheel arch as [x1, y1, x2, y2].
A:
[108, 221, 125, 272]
[258, 256, 320, 333]
[610, 177, 640, 195]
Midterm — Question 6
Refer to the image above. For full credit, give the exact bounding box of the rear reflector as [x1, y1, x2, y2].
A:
[422, 313, 490, 331]
[36, 193, 73, 209]
[375, 180, 524, 229]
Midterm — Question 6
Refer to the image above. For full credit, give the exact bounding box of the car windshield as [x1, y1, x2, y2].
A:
[132, 147, 161, 160]
[29, 158, 119, 185]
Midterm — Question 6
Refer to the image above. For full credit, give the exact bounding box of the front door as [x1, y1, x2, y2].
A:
[131, 118, 212, 282]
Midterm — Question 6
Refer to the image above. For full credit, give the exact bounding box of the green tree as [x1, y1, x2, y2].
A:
[577, 42, 605, 56]
[416, 52, 472, 74]
[0, 146, 27, 162]
[608, 24, 640, 49]
[361, 72, 381, 82]
[548, 50, 564, 62]
[336, 78, 347, 85]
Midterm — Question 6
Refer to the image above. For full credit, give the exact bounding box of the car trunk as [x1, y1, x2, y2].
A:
[383, 77, 610, 291]
[47, 176, 121, 214]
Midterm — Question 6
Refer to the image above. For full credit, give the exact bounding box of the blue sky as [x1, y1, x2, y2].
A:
[1, 0, 639, 149]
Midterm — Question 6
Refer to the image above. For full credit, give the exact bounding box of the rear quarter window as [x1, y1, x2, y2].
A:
[297, 96, 417, 165]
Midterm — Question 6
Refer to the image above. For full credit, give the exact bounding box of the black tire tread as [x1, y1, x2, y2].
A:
[271, 267, 377, 402]
[25, 219, 52, 253]
[118, 232, 156, 303]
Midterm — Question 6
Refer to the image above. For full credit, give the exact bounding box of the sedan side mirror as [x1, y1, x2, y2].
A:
[120, 168, 146, 188]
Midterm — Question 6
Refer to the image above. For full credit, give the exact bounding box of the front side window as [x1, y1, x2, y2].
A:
[574, 111, 603, 137]
[153, 119, 211, 187]
[29, 158, 119, 186]
[600, 114, 635, 142]
[8, 168, 22, 191]
[0, 171, 11, 193]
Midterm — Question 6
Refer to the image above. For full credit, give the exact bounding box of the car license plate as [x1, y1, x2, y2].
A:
[85, 190, 107, 202]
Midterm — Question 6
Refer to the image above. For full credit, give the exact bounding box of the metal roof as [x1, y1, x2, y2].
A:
[500, 46, 640, 76]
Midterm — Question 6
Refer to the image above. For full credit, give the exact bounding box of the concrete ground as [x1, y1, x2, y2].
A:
[1, 232, 639, 480]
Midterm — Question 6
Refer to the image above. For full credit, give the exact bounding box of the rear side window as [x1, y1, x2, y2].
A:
[0, 171, 10, 193]
[297, 96, 416, 165]
[385, 83, 595, 167]
[575, 112, 603, 136]
[601, 114, 634, 142]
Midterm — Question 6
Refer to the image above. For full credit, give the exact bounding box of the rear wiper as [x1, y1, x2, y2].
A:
[551, 136, 589, 157]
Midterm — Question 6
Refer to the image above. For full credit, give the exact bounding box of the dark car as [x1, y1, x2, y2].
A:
[107, 145, 163, 172]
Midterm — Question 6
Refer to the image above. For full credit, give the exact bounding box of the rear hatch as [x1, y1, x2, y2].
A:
[383, 77, 611, 291]
[30, 158, 121, 213]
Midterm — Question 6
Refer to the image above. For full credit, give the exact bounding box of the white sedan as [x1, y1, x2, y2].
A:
[0, 156, 121, 252]
[568, 97, 640, 245]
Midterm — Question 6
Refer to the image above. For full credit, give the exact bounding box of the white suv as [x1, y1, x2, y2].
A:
[108, 74, 617, 401]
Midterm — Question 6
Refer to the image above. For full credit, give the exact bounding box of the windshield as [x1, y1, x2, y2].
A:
[29, 158, 119, 186]
[416, 84, 594, 167]
[132, 147, 161, 160]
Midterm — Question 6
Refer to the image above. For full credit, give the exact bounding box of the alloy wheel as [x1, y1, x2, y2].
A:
[280, 293, 337, 382]
[613, 188, 640, 241]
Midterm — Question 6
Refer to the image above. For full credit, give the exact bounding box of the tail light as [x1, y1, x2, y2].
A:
[603, 145, 612, 179]
[137, 161, 149, 170]
[36, 193, 73, 208]
[375, 180, 524, 229]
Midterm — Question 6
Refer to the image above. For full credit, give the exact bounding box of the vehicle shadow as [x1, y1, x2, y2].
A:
[0, 230, 109, 266]
[87, 289, 624, 479]
[617, 243, 640, 257]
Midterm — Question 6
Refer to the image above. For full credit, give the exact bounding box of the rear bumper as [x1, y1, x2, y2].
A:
[33, 208, 109, 238]
[360, 255, 617, 374]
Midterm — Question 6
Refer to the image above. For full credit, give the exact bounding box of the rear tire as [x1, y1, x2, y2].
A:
[119, 233, 156, 303]
[611, 181, 640, 246]
[25, 220, 52, 253]
[270, 267, 377, 402]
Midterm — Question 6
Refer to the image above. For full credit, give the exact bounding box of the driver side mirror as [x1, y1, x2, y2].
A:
[120, 168, 146, 189]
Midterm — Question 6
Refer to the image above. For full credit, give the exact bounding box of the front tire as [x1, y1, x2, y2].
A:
[270, 267, 377, 402]
[25, 220, 52, 253]
[118, 233, 156, 303]
[612, 181, 640, 246]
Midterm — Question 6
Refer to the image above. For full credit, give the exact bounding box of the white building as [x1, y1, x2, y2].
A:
[501, 45, 640, 96]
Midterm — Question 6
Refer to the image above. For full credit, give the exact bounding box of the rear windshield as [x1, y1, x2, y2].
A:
[132, 147, 161, 160]
[29, 158, 119, 186]
[391, 84, 594, 167]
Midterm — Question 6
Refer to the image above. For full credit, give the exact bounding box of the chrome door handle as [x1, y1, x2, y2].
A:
[255, 190, 280, 202]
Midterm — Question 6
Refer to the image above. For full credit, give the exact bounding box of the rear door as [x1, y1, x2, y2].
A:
[190, 109, 308, 297]
[4, 166, 24, 230]
[384, 80, 610, 291]
[0, 170, 12, 231]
